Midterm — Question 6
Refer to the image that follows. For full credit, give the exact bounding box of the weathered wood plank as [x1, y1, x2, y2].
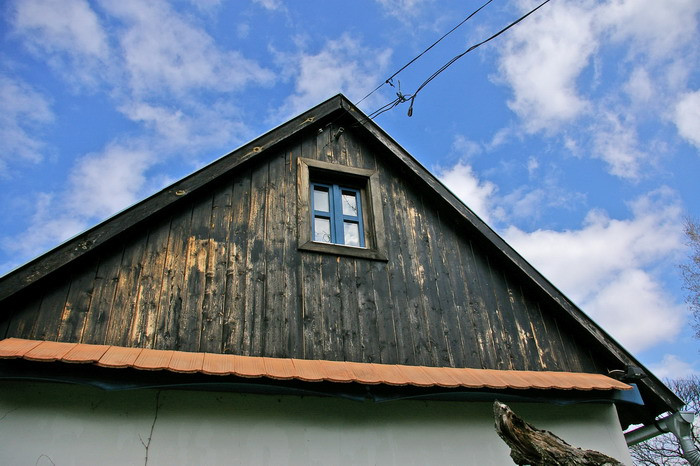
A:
[439, 220, 482, 368]
[485, 259, 524, 370]
[320, 255, 342, 359]
[284, 143, 303, 358]
[4, 291, 43, 340]
[263, 151, 290, 358]
[243, 160, 268, 355]
[425, 206, 466, 367]
[177, 193, 213, 352]
[129, 217, 170, 348]
[461, 240, 498, 369]
[81, 247, 124, 344]
[154, 204, 193, 350]
[222, 167, 252, 354]
[382, 169, 432, 365]
[57, 259, 98, 342]
[200, 179, 234, 353]
[30, 275, 72, 341]
[402, 186, 443, 366]
[105, 234, 147, 347]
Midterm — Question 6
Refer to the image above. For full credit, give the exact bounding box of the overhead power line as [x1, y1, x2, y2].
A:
[355, 0, 495, 107]
[364, 0, 553, 121]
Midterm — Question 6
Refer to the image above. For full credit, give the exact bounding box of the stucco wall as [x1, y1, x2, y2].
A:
[0, 381, 633, 465]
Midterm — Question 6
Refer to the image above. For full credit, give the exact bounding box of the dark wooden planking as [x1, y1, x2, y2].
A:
[425, 207, 467, 367]
[485, 257, 525, 371]
[320, 255, 343, 359]
[30, 278, 71, 341]
[243, 159, 268, 356]
[439, 219, 483, 368]
[497, 269, 535, 371]
[375, 165, 414, 365]
[4, 291, 43, 340]
[128, 218, 170, 348]
[81, 247, 124, 344]
[387, 171, 432, 366]
[222, 167, 252, 354]
[177, 192, 213, 352]
[284, 142, 303, 358]
[200, 179, 234, 353]
[105, 233, 148, 347]
[263, 151, 290, 358]
[57, 259, 98, 342]
[154, 203, 193, 350]
[460, 239, 498, 369]
[401, 185, 443, 366]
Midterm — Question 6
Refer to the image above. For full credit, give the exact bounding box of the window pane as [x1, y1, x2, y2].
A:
[313, 186, 330, 212]
[341, 191, 358, 216]
[343, 221, 360, 247]
[314, 217, 332, 243]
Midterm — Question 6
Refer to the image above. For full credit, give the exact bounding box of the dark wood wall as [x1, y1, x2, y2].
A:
[1, 124, 601, 373]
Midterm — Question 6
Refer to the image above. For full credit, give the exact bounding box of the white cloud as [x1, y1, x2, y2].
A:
[252, 0, 284, 11]
[650, 354, 700, 380]
[592, 111, 646, 180]
[502, 188, 686, 352]
[674, 90, 700, 150]
[374, 0, 433, 17]
[2, 141, 157, 262]
[497, 1, 597, 133]
[100, 0, 274, 97]
[598, 0, 700, 60]
[0, 75, 53, 174]
[495, 0, 700, 180]
[438, 162, 497, 224]
[12, 0, 109, 59]
[67, 143, 155, 219]
[278, 34, 392, 118]
[118, 100, 249, 152]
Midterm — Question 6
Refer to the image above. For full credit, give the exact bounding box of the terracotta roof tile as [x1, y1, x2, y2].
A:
[133, 349, 174, 370]
[0, 338, 631, 391]
[202, 353, 236, 376]
[98, 346, 142, 368]
[0, 337, 43, 357]
[170, 351, 204, 373]
[61, 344, 110, 363]
[24, 341, 77, 361]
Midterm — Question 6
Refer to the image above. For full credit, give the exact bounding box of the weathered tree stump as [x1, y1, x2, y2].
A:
[493, 401, 624, 465]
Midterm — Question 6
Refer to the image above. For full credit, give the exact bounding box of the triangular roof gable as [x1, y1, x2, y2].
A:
[0, 94, 682, 416]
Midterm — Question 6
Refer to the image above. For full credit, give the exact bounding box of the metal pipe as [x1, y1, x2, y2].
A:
[625, 411, 700, 466]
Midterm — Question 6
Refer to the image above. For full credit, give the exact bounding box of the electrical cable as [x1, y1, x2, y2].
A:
[355, 0, 495, 107]
[363, 0, 553, 121]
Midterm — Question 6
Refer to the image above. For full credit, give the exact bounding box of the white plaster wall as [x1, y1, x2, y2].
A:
[0, 381, 633, 465]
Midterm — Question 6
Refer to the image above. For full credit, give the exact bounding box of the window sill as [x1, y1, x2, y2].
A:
[298, 240, 388, 261]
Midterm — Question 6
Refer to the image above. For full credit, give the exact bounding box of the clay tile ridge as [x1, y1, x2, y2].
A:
[0, 338, 631, 391]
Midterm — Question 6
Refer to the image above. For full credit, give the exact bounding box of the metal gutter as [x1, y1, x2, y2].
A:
[625, 411, 700, 465]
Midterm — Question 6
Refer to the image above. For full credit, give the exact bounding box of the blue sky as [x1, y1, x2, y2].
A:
[1, 0, 699, 379]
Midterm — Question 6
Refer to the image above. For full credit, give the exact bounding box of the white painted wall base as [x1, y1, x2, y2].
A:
[0, 381, 633, 465]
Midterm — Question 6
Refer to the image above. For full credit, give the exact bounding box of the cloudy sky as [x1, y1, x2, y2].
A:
[1, 0, 699, 379]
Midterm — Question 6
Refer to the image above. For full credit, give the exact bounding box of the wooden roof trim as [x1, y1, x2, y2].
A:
[0, 338, 631, 391]
[0, 95, 347, 303]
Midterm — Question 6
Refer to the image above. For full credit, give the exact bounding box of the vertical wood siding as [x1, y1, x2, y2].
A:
[1, 125, 601, 372]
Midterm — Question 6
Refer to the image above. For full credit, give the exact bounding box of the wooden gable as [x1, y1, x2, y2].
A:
[0, 95, 682, 424]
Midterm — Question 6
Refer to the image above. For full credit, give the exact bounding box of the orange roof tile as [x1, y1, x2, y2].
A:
[0, 338, 631, 391]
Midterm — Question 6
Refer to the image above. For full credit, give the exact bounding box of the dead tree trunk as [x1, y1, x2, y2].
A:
[493, 401, 624, 465]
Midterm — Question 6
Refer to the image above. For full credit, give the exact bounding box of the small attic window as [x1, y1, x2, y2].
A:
[298, 158, 387, 261]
